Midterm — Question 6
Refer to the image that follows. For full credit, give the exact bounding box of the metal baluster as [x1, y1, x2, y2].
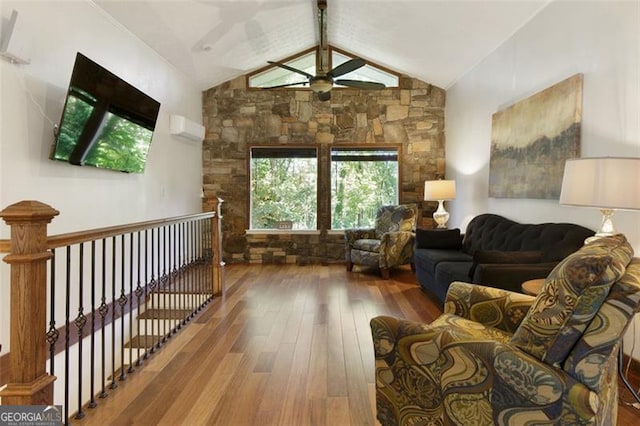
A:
[172, 224, 179, 331]
[64, 245, 71, 423]
[162, 225, 168, 342]
[166, 224, 173, 338]
[157, 226, 164, 348]
[75, 242, 87, 419]
[144, 229, 151, 359]
[197, 219, 204, 309]
[150, 228, 157, 353]
[128, 232, 135, 374]
[195, 220, 201, 309]
[99, 238, 108, 398]
[135, 230, 143, 366]
[46, 249, 59, 377]
[180, 222, 187, 326]
[189, 221, 195, 319]
[119, 235, 127, 381]
[110, 236, 118, 390]
[89, 241, 97, 409]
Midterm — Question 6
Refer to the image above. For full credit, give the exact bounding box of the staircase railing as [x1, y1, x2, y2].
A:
[0, 198, 224, 423]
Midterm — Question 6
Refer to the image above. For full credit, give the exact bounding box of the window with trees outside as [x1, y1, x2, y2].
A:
[250, 146, 318, 230]
[331, 147, 399, 230]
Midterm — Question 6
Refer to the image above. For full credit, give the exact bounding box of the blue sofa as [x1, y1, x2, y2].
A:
[414, 213, 594, 303]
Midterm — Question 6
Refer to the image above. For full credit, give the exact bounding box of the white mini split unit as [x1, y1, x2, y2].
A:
[0, 9, 30, 65]
[169, 115, 205, 142]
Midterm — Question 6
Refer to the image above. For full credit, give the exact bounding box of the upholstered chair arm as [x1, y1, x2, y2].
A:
[444, 281, 536, 333]
[344, 228, 376, 248]
[344, 228, 376, 263]
[378, 231, 415, 269]
[371, 315, 598, 425]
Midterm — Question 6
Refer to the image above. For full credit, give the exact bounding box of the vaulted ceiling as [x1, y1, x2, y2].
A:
[94, 0, 550, 91]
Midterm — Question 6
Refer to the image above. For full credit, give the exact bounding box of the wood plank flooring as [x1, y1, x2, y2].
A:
[76, 263, 640, 425]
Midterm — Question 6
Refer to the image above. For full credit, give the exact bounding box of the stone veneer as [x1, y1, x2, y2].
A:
[202, 74, 445, 264]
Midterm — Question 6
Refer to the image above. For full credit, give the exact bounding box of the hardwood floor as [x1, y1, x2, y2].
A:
[76, 263, 640, 425]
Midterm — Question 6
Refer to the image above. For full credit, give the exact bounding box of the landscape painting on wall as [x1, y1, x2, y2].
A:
[489, 74, 582, 199]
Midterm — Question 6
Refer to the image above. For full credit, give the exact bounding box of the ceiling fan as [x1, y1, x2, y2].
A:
[263, 0, 385, 101]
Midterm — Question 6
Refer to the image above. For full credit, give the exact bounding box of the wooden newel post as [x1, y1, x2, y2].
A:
[0, 200, 59, 405]
[210, 197, 225, 296]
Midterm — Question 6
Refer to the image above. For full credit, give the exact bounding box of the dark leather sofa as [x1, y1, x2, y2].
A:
[414, 213, 594, 303]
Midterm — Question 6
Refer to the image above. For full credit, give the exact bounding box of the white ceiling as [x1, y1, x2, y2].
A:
[93, 0, 550, 91]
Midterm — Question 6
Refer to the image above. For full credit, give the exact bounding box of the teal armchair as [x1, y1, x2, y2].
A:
[345, 204, 417, 279]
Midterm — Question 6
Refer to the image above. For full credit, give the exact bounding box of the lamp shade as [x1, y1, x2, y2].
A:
[424, 180, 456, 201]
[559, 157, 640, 210]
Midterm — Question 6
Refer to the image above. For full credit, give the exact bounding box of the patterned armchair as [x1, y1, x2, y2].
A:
[371, 234, 640, 425]
[345, 204, 417, 279]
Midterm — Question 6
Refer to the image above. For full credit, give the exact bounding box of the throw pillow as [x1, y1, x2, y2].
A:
[468, 250, 543, 279]
[415, 228, 463, 250]
[510, 234, 633, 366]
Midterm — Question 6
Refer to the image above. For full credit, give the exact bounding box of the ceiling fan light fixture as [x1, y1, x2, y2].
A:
[310, 78, 333, 93]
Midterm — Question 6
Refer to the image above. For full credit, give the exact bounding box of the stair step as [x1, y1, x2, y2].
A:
[138, 308, 193, 320]
[125, 335, 162, 349]
[145, 292, 210, 309]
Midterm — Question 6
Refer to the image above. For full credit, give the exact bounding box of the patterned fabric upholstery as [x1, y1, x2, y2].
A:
[345, 204, 417, 277]
[511, 235, 633, 365]
[371, 237, 640, 425]
[374, 205, 417, 239]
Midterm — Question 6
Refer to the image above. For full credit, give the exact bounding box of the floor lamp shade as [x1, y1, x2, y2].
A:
[560, 157, 640, 237]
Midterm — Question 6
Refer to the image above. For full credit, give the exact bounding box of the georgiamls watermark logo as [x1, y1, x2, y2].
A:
[0, 405, 63, 426]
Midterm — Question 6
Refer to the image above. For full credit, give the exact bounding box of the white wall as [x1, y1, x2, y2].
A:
[446, 0, 640, 356]
[0, 1, 203, 352]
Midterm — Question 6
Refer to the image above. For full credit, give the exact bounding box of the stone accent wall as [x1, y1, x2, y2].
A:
[202, 75, 445, 264]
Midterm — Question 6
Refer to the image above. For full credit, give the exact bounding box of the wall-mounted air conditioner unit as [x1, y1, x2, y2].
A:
[0, 9, 30, 65]
[169, 115, 205, 142]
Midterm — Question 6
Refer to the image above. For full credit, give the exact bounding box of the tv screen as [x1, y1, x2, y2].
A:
[52, 53, 161, 173]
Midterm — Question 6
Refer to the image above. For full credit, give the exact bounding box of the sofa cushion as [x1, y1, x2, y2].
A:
[434, 261, 475, 301]
[414, 249, 472, 273]
[469, 250, 543, 279]
[510, 234, 633, 366]
[415, 228, 463, 250]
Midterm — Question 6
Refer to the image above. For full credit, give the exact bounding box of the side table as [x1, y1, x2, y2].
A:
[521, 278, 545, 296]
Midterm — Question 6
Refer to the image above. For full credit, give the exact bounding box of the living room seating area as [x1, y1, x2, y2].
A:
[372, 234, 640, 425]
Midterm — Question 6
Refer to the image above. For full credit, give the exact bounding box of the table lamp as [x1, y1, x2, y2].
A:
[559, 157, 640, 239]
[424, 180, 456, 228]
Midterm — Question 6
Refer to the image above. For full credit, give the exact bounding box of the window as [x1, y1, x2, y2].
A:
[331, 50, 399, 88]
[250, 146, 318, 230]
[331, 147, 399, 229]
[248, 50, 316, 89]
[247, 47, 399, 89]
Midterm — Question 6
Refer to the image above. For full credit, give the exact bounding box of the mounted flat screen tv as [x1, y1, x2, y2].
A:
[51, 53, 161, 173]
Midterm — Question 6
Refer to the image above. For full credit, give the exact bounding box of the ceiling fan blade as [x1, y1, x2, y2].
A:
[261, 81, 309, 89]
[318, 91, 331, 101]
[335, 79, 386, 90]
[267, 61, 313, 79]
[327, 58, 366, 78]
